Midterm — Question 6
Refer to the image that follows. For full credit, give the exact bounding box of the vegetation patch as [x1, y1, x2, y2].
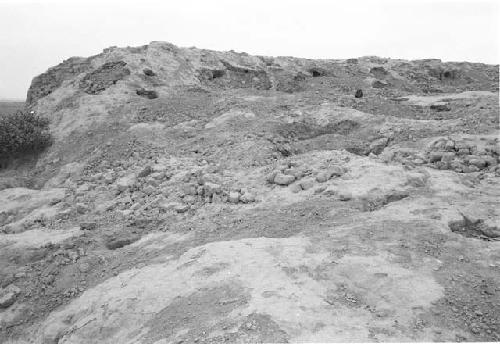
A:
[0, 111, 52, 168]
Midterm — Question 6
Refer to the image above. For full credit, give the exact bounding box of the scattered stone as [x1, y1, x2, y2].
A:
[469, 158, 487, 168]
[76, 183, 90, 194]
[130, 203, 142, 211]
[0, 285, 21, 309]
[80, 222, 97, 230]
[143, 185, 156, 196]
[183, 195, 196, 205]
[75, 203, 89, 214]
[273, 173, 296, 185]
[299, 179, 315, 190]
[329, 166, 346, 177]
[369, 137, 390, 155]
[116, 175, 136, 192]
[323, 187, 336, 196]
[316, 171, 331, 183]
[314, 186, 327, 194]
[266, 171, 278, 184]
[430, 103, 451, 111]
[136, 88, 158, 99]
[103, 173, 114, 184]
[105, 233, 140, 250]
[441, 152, 456, 163]
[174, 203, 190, 213]
[138, 165, 153, 178]
[289, 183, 303, 193]
[143, 68, 156, 76]
[78, 262, 90, 273]
[203, 182, 222, 197]
[372, 79, 389, 88]
[285, 168, 305, 179]
[228, 191, 240, 204]
[338, 191, 353, 201]
[445, 140, 455, 151]
[428, 152, 443, 163]
[240, 192, 256, 203]
[450, 161, 465, 172]
[181, 184, 197, 196]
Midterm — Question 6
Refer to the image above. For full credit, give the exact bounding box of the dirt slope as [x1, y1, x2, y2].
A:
[0, 42, 499, 343]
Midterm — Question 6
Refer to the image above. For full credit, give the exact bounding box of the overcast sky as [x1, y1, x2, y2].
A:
[0, 0, 498, 100]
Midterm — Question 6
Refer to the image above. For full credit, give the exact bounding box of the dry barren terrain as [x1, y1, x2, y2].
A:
[0, 42, 499, 343]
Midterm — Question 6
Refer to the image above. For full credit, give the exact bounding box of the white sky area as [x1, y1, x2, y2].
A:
[0, 0, 498, 100]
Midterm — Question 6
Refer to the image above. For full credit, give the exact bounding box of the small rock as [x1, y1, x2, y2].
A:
[429, 151, 444, 163]
[289, 183, 302, 193]
[483, 155, 497, 166]
[273, 173, 296, 185]
[354, 89, 363, 98]
[174, 204, 190, 213]
[240, 192, 256, 203]
[143, 68, 156, 76]
[136, 88, 158, 99]
[152, 163, 168, 172]
[203, 182, 222, 197]
[79, 222, 97, 231]
[450, 161, 465, 173]
[444, 140, 455, 151]
[116, 175, 136, 192]
[105, 234, 140, 250]
[138, 165, 153, 178]
[143, 185, 156, 196]
[285, 168, 305, 179]
[316, 171, 331, 183]
[323, 187, 336, 196]
[314, 186, 327, 194]
[130, 202, 142, 211]
[441, 152, 456, 163]
[430, 103, 451, 112]
[76, 183, 90, 194]
[0, 285, 21, 309]
[372, 79, 389, 88]
[228, 191, 240, 204]
[78, 262, 90, 273]
[329, 166, 346, 177]
[75, 203, 88, 214]
[149, 172, 165, 181]
[266, 171, 278, 184]
[369, 137, 390, 155]
[103, 173, 114, 184]
[180, 184, 197, 196]
[338, 191, 352, 201]
[183, 195, 196, 205]
[299, 179, 315, 190]
[469, 158, 486, 168]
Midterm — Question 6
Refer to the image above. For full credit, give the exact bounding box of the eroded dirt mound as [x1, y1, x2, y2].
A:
[0, 42, 499, 343]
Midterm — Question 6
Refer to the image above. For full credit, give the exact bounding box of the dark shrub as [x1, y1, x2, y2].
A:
[0, 111, 52, 167]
